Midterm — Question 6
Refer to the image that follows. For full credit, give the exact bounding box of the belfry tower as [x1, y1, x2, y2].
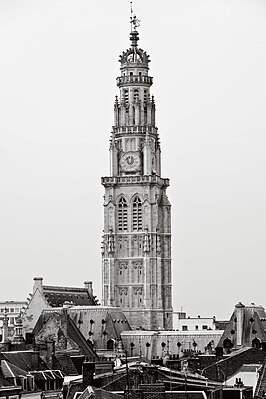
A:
[101, 23, 173, 330]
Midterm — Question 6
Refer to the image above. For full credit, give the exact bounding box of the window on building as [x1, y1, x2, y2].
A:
[195, 325, 199, 330]
[202, 325, 208, 330]
[118, 197, 128, 231]
[10, 308, 14, 313]
[134, 89, 139, 102]
[144, 90, 147, 102]
[132, 197, 142, 231]
[182, 326, 188, 331]
[124, 89, 129, 104]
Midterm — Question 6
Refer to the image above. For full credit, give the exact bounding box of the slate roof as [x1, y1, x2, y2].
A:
[67, 316, 99, 359]
[43, 285, 97, 307]
[0, 367, 14, 387]
[1, 351, 47, 372]
[217, 304, 266, 348]
[33, 312, 98, 361]
[1, 360, 27, 378]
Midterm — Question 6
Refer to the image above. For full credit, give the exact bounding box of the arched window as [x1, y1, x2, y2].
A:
[144, 89, 147, 103]
[132, 197, 142, 231]
[124, 89, 129, 104]
[134, 89, 139, 102]
[118, 197, 128, 231]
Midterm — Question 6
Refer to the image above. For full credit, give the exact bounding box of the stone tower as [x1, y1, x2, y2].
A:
[101, 27, 173, 330]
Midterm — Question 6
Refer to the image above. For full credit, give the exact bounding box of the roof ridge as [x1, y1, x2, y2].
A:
[43, 286, 87, 293]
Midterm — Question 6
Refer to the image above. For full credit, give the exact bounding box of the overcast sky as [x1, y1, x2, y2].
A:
[0, 0, 265, 320]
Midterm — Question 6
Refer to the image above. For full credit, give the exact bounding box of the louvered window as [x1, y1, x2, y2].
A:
[132, 197, 142, 231]
[144, 89, 147, 103]
[124, 89, 129, 104]
[118, 197, 128, 231]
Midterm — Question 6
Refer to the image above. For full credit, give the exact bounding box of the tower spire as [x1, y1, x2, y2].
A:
[101, 13, 173, 331]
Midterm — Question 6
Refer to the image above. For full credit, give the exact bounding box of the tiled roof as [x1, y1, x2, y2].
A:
[76, 386, 94, 399]
[33, 312, 98, 360]
[218, 308, 266, 348]
[43, 286, 97, 307]
[54, 352, 79, 376]
[238, 364, 262, 373]
[0, 369, 12, 387]
[1, 351, 47, 372]
[1, 360, 27, 378]
[67, 316, 99, 359]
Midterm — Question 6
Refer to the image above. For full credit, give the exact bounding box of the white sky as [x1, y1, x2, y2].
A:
[0, 0, 265, 320]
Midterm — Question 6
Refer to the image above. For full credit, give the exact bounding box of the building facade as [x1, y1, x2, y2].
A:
[0, 301, 27, 341]
[22, 277, 97, 335]
[101, 27, 173, 330]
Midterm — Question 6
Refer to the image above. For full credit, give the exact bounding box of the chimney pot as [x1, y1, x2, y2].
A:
[84, 281, 93, 296]
[33, 277, 43, 294]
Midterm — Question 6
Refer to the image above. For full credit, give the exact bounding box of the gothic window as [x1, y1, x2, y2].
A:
[124, 89, 129, 104]
[118, 197, 128, 231]
[134, 89, 139, 102]
[144, 89, 147, 103]
[144, 106, 147, 125]
[132, 197, 142, 231]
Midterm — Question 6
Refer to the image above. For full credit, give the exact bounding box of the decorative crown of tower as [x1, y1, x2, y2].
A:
[119, 31, 150, 66]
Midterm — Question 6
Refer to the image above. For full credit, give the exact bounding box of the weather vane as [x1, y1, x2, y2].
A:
[130, 1, 140, 32]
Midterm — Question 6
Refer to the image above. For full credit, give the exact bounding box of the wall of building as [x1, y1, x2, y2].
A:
[121, 330, 223, 360]
[173, 312, 216, 331]
[0, 301, 27, 339]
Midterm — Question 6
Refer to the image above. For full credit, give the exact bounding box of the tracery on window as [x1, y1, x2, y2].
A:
[118, 197, 128, 231]
[132, 196, 142, 231]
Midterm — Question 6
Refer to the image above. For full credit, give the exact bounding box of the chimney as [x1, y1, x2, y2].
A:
[82, 362, 95, 387]
[84, 281, 93, 297]
[235, 302, 245, 347]
[1, 309, 9, 343]
[215, 346, 223, 359]
[33, 277, 43, 294]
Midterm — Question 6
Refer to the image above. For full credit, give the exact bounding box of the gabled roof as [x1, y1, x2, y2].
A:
[67, 316, 98, 359]
[1, 360, 27, 378]
[1, 351, 47, 372]
[217, 303, 266, 349]
[33, 312, 98, 360]
[43, 285, 97, 307]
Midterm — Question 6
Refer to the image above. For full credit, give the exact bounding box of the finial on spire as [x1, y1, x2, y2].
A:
[130, 1, 140, 32]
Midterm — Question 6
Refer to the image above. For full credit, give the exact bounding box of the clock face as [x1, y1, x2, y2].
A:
[120, 151, 141, 172]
